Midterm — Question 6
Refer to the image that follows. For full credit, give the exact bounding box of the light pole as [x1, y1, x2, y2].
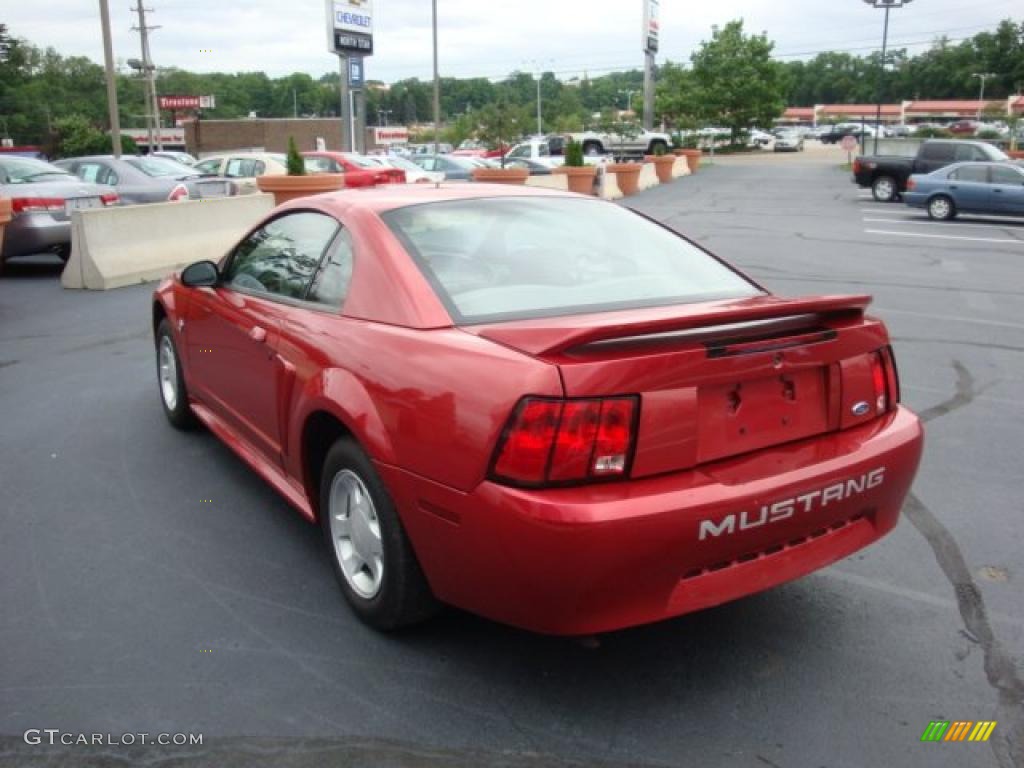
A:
[98, 0, 122, 157]
[619, 89, 638, 115]
[971, 73, 996, 121]
[432, 0, 440, 155]
[377, 109, 392, 127]
[862, 0, 913, 155]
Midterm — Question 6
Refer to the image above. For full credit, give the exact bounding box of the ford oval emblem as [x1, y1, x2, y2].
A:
[851, 401, 871, 417]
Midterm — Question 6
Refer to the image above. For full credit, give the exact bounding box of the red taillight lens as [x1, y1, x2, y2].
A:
[167, 184, 189, 202]
[492, 400, 561, 484]
[852, 159, 862, 174]
[879, 345, 900, 407]
[101, 192, 119, 206]
[906, 178, 916, 191]
[491, 396, 638, 487]
[11, 197, 64, 214]
[871, 351, 887, 414]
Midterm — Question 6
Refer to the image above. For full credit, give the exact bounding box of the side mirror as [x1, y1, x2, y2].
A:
[181, 260, 220, 288]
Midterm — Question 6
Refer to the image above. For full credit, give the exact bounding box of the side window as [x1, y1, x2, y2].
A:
[77, 163, 102, 183]
[538, 144, 550, 157]
[922, 143, 955, 162]
[253, 161, 266, 176]
[308, 229, 355, 308]
[224, 212, 340, 300]
[420, 158, 436, 172]
[195, 159, 221, 175]
[508, 145, 528, 158]
[226, 158, 256, 178]
[991, 166, 1023, 185]
[954, 145, 983, 162]
[949, 165, 988, 183]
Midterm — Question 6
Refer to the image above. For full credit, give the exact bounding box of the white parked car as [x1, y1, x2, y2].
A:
[568, 128, 672, 157]
[503, 138, 565, 168]
[192, 152, 287, 194]
[365, 154, 444, 184]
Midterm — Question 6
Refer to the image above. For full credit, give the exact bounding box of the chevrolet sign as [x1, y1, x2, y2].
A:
[327, 0, 374, 56]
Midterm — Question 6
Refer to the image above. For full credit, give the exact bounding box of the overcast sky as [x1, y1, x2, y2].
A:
[5, 0, 1019, 82]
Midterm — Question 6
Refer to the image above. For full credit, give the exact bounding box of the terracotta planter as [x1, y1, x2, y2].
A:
[645, 155, 676, 183]
[553, 165, 597, 195]
[471, 167, 529, 185]
[607, 163, 642, 196]
[678, 148, 702, 173]
[0, 197, 11, 261]
[255, 173, 345, 205]
[1007, 150, 1024, 159]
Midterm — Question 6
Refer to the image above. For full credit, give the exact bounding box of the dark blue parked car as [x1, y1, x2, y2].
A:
[904, 161, 1024, 220]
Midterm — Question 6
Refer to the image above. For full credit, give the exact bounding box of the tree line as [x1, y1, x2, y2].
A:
[0, 18, 1020, 151]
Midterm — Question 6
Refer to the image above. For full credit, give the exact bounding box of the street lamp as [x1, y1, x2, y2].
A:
[971, 73, 997, 121]
[862, 0, 913, 154]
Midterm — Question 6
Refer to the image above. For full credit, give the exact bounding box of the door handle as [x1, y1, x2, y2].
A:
[949, 185, 958, 190]
[993, 189, 1003, 194]
[249, 326, 267, 343]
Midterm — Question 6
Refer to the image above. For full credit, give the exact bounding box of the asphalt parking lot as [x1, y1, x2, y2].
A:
[2, 150, 1022, 768]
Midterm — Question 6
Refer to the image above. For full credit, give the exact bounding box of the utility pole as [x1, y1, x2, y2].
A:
[642, 53, 654, 130]
[339, 56, 351, 151]
[131, 2, 163, 151]
[971, 73, 996, 120]
[862, 0, 913, 154]
[641, 0, 658, 131]
[98, 0, 122, 157]
[432, 0, 440, 155]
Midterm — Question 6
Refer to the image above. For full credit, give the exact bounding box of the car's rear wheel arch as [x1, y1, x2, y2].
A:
[152, 301, 168, 340]
[303, 410, 355, 521]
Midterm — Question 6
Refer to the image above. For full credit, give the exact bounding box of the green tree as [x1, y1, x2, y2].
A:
[474, 99, 528, 166]
[688, 20, 786, 141]
[52, 114, 139, 157]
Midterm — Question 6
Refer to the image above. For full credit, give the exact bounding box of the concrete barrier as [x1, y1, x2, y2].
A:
[637, 162, 660, 191]
[671, 157, 691, 178]
[62, 194, 276, 290]
[596, 168, 623, 200]
[524, 174, 569, 191]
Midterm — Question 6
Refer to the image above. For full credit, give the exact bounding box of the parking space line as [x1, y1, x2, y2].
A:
[862, 218, 1022, 232]
[865, 229, 1024, 244]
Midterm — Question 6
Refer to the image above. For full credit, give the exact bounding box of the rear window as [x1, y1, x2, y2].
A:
[382, 197, 761, 323]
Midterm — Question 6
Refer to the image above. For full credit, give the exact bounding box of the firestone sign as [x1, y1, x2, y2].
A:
[372, 127, 409, 145]
[158, 95, 216, 110]
[326, 0, 374, 56]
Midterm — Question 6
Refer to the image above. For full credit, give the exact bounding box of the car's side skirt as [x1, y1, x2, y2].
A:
[190, 400, 314, 522]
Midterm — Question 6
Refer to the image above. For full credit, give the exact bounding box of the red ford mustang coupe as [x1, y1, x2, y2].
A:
[152, 184, 923, 635]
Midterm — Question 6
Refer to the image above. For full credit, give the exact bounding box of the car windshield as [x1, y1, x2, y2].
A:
[383, 156, 425, 174]
[0, 156, 75, 183]
[383, 197, 761, 323]
[124, 156, 197, 177]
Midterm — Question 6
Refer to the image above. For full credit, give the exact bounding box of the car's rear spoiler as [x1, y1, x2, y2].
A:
[468, 294, 873, 357]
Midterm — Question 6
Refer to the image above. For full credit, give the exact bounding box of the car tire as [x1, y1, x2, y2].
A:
[155, 318, 197, 430]
[583, 141, 602, 157]
[872, 176, 898, 203]
[319, 438, 437, 631]
[54, 244, 71, 263]
[927, 195, 956, 221]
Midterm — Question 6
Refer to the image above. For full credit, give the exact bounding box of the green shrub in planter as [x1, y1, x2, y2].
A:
[564, 137, 585, 167]
[286, 137, 306, 176]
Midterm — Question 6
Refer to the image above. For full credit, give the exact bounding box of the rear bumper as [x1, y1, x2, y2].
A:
[381, 407, 923, 635]
[1, 213, 70, 259]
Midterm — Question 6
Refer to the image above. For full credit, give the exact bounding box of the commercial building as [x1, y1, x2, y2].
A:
[182, 118, 410, 157]
[778, 96, 1024, 126]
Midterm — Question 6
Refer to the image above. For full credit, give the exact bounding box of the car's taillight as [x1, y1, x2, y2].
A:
[872, 347, 900, 414]
[101, 192, 119, 206]
[906, 178, 916, 191]
[11, 197, 64, 214]
[852, 159, 862, 174]
[167, 184, 189, 202]
[490, 396, 638, 487]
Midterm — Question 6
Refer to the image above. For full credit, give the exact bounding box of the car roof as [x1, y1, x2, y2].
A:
[281, 182, 580, 217]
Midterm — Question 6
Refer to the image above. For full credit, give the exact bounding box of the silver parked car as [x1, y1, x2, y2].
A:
[774, 131, 805, 152]
[0, 156, 118, 268]
[54, 155, 236, 204]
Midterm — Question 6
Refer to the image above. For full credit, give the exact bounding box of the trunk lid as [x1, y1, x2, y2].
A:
[466, 295, 890, 476]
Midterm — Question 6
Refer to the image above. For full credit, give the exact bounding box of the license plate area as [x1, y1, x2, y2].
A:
[697, 368, 829, 464]
[64, 197, 101, 215]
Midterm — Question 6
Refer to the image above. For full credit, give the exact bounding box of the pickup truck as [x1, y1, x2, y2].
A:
[568, 129, 672, 158]
[853, 139, 1010, 202]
